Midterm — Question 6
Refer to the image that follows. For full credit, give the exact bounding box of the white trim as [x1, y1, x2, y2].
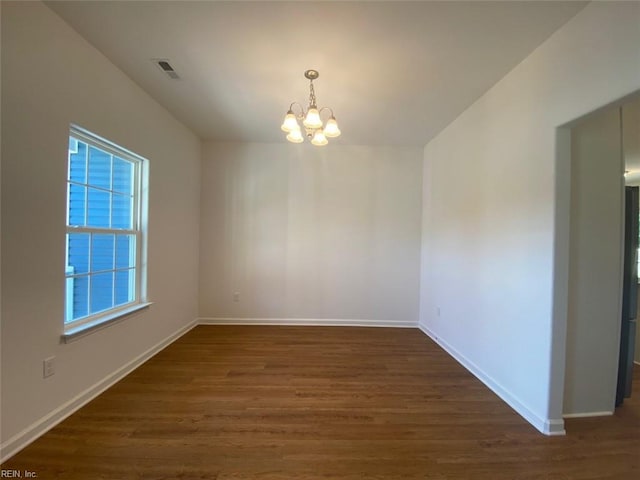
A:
[544, 419, 567, 436]
[198, 317, 417, 328]
[563, 411, 614, 419]
[417, 323, 566, 436]
[0, 319, 197, 463]
[62, 302, 153, 342]
[65, 125, 148, 331]
[70, 124, 147, 165]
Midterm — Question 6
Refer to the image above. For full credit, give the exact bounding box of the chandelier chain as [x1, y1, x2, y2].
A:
[308, 80, 317, 107]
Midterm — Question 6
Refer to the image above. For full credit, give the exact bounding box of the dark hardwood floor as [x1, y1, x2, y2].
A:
[2, 325, 639, 479]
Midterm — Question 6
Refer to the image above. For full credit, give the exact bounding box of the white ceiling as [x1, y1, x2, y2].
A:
[46, 1, 587, 147]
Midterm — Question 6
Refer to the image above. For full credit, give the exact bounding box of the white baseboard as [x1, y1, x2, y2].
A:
[0, 319, 198, 463]
[563, 411, 613, 419]
[417, 323, 566, 436]
[198, 317, 417, 328]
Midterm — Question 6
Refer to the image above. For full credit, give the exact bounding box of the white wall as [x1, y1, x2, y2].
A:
[564, 107, 623, 415]
[1, 2, 201, 458]
[200, 142, 423, 325]
[419, 1, 640, 434]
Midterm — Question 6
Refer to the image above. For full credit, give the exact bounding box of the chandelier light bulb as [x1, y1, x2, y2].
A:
[281, 111, 298, 132]
[323, 116, 341, 138]
[311, 130, 328, 146]
[303, 107, 323, 129]
[286, 127, 304, 143]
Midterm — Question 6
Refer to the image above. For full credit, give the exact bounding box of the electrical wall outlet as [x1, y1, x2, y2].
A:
[43, 356, 56, 378]
[233, 292, 240, 302]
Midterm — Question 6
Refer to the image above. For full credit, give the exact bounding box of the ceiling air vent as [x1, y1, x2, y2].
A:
[153, 59, 180, 80]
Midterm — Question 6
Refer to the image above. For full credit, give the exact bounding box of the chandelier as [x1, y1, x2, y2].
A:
[281, 69, 341, 146]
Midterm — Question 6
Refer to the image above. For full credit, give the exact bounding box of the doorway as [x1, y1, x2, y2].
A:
[616, 98, 640, 403]
[563, 94, 640, 418]
[617, 185, 637, 405]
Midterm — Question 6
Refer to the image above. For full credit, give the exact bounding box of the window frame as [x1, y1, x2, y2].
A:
[64, 125, 149, 338]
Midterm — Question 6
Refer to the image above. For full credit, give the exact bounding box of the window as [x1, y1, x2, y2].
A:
[65, 126, 147, 333]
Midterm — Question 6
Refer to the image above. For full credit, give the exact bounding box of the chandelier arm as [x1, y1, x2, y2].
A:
[318, 107, 335, 118]
[289, 102, 306, 119]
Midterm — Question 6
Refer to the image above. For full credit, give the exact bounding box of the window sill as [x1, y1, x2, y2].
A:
[61, 302, 153, 343]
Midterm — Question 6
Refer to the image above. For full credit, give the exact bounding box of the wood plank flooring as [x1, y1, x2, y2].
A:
[2, 325, 639, 479]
